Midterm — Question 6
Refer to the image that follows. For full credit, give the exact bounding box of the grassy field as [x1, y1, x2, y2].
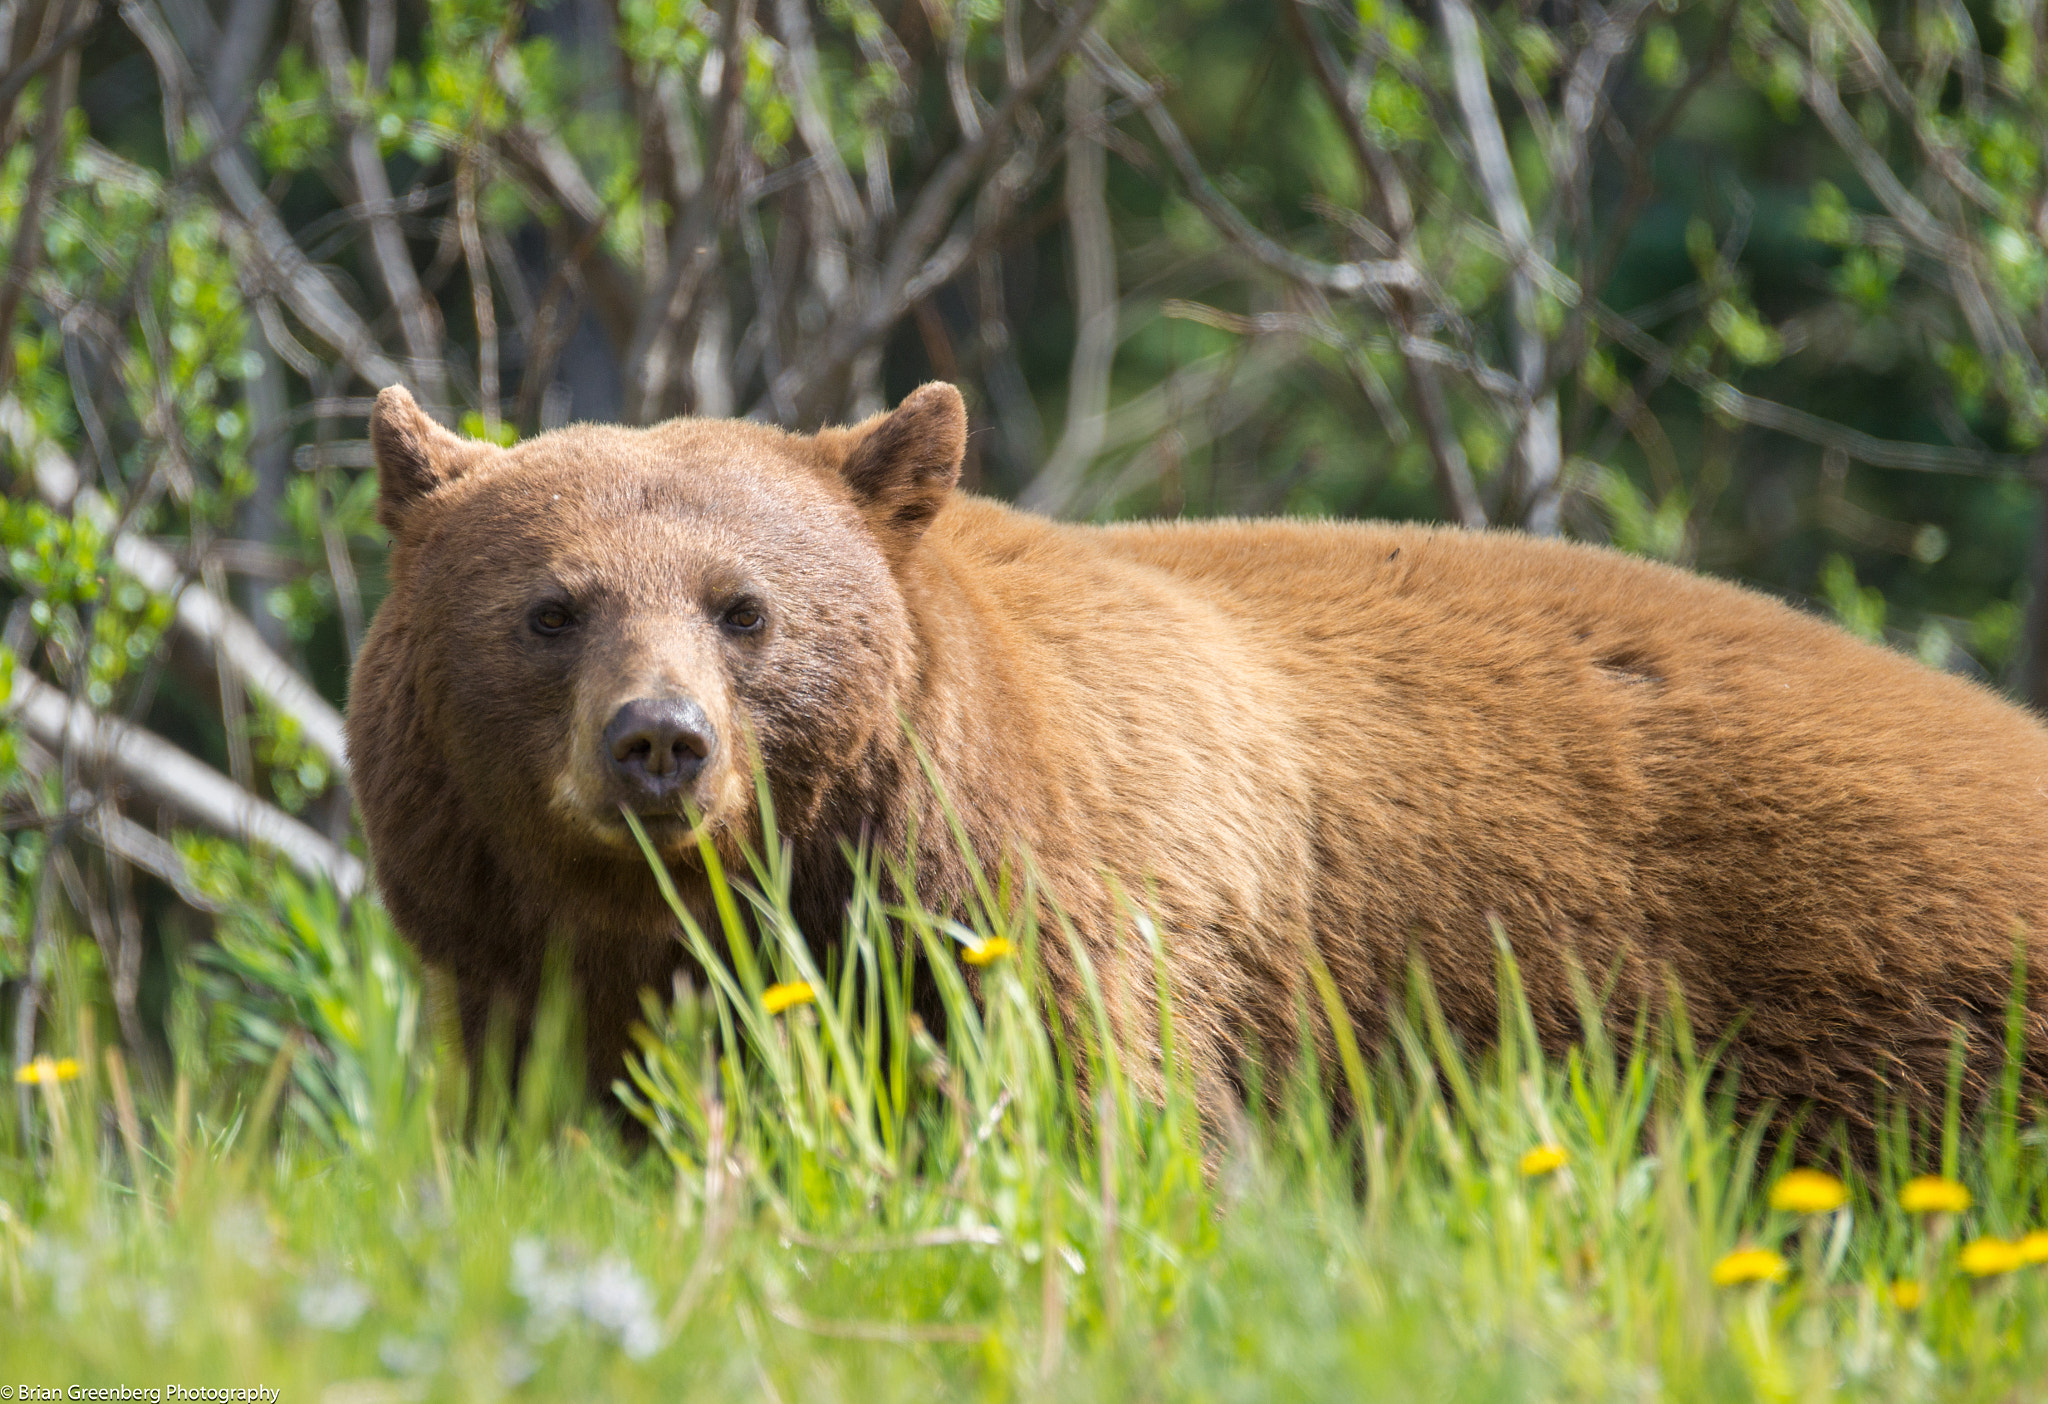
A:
[7, 827, 2048, 1401]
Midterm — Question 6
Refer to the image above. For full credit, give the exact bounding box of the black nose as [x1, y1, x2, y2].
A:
[604, 697, 715, 799]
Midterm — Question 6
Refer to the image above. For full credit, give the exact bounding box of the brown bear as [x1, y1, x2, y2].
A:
[346, 380, 2048, 1135]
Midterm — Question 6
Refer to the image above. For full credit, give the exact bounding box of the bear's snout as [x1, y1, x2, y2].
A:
[603, 697, 716, 805]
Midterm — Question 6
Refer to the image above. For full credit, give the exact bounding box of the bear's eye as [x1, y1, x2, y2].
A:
[722, 603, 765, 633]
[530, 603, 575, 636]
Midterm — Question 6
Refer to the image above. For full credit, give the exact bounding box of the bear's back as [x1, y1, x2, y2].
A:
[926, 499, 2048, 1117]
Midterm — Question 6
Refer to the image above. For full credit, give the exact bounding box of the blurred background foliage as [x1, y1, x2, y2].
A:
[2, 0, 2048, 1083]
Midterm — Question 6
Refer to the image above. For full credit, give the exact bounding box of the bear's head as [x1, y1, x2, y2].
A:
[359, 383, 967, 878]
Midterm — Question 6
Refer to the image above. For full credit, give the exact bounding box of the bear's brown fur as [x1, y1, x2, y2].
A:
[347, 381, 2048, 1132]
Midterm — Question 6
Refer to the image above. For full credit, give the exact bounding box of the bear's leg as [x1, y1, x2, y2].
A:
[573, 935, 687, 1109]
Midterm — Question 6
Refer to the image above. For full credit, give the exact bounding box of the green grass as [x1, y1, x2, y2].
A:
[7, 823, 2048, 1401]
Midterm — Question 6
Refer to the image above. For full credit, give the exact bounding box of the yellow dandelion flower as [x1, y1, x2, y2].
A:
[2017, 1230, 2048, 1265]
[1899, 1175, 1972, 1214]
[1769, 1168, 1849, 1215]
[1711, 1248, 1789, 1287]
[13, 1056, 79, 1085]
[762, 981, 816, 1015]
[1518, 1145, 1568, 1177]
[1889, 1280, 1924, 1311]
[1960, 1236, 2024, 1277]
[962, 937, 1014, 966]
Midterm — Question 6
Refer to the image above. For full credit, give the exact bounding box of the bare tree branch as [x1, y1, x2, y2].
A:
[0, 0, 93, 130]
[1806, 0, 2007, 217]
[80, 794, 225, 912]
[1699, 381, 2037, 478]
[1794, 34, 2040, 387]
[119, 0, 407, 391]
[764, 1296, 986, 1345]
[0, 8, 79, 388]
[943, 0, 982, 142]
[1279, 0, 1484, 528]
[1554, 0, 1655, 228]
[306, 0, 452, 410]
[0, 394, 352, 776]
[773, 0, 865, 234]
[1022, 64, 1118, 515]
[6, 672, 364, 895]
[1072, 337, 1299, 518]
[511, 232, 599, 430]
[1584, 303, 2036, 477]
[1082, 32, 1420, 299]
[1798, 64, 1957, 259]
[1438, 0, 1561, 533]
[206, 0, 281, 123]
[457, 155, 500, 435]
[624, 0, 754, 423]
[1031, 332, 1286, 491]
[767, 0, 1103, 423]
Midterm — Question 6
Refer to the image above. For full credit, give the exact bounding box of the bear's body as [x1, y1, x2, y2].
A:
[347, 383, 2048, 1130]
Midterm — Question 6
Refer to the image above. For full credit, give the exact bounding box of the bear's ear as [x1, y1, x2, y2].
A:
[836, 383, 966, 555]
[369, 385, 491, 532]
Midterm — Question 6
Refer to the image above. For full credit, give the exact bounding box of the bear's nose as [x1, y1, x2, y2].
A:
[604, 697, 715, 798]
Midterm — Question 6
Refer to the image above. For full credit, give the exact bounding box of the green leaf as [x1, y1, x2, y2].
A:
[1642, 24, 1687, 88]
[1820, 553, 1886, 642]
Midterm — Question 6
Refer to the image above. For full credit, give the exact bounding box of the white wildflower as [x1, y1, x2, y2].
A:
[509, 1236, 580, 1341]
[509, 1237, 661, 1360]
[378, 1333, 441, 1377]
[496, 1344, 539, 1387]
[299, 1275, 373, 1331]
[581, 1253, 661, 1360]
[136, 1284, 176, 1343]
[26, 1238, 88, 1319]
[212, 1202, 275, 1268]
